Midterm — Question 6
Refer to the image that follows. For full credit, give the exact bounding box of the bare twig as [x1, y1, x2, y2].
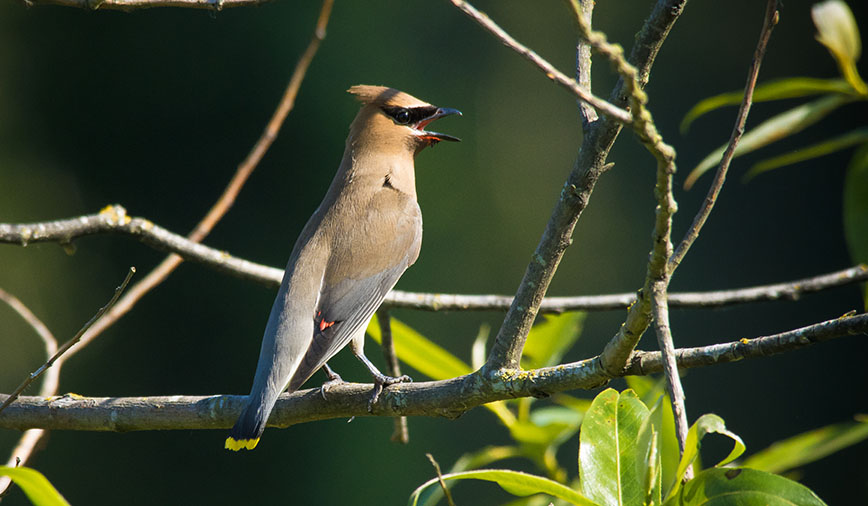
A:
[672, 0, 781, 270]
[0, 289, 59, 497]
[426, 453, 456, 506]
[61, 0, 335, 362]
[22, 0, 268, 11]
[1, 213, 863, 311]
[377, 311, 409, 444]
[568, 0, 599, 129]
[2, 313, 864, 431]
[0, 268, 135, 416]
[447, 0, 632, 125]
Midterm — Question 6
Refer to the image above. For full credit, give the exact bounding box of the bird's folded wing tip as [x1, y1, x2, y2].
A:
[224, 436, 259, 451]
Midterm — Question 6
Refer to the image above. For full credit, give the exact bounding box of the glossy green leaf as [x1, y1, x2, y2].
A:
[680, 77, 853, 133]
[666, 414, 746, 501]
[843, 144, 868, 310]
[368, 315, 470, 380]
[0, 467, 70, 506]
[812, 0, 867, 94]
[419, 446, 523, 506]
[510, 406, 583, 446]
[408, 469, 598, 506]
[666, 467, 827, 506]
[684, 94, 852, 189]
[744, 128, 868, 180]
[367, 315, 515, 424]
[521, 312, 585, 370]
[742, 418, 868, 474]
[579, 389, 652, 506]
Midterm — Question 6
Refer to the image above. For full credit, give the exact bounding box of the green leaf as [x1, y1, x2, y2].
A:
[408, 469, 599, 506]
[812, 0, 867, 94]
[742, 417, 868, 474]
[367, 315, 516, 425]
[0, 467, 70, 506]
[521, 312, 585, 370]
[684, 94, 853, 189]
[666, 414, 746, 501]
[419, 446, 523, 506]
[367, 315, 471, 380]
[680, 77, 853, 133]
[510, 406, 583, 446]
[745, 128, 868, 180]
[579, 389, 653, 506]
[843, 144, 868, 310]
[666, 467, 827, 506]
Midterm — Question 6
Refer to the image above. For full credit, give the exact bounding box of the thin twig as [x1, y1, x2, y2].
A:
[23, 0, 268, 11]
[568, 0, 598, 129]
[447, 0, 632, 125]
[0, 267, 135, 415]
[377, 311, 409, 444]
[2, 313, 864, 432]
[1, 213, 863, 311]
[60, 0, 335, 362]
[672, 0, 781, 270]
[0, 289, 59, 497]
[426, 454, 456, 506]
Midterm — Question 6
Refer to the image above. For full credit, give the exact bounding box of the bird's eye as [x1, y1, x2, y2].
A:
[395, 109, 411, 125]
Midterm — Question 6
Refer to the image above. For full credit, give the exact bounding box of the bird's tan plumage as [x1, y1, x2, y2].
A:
[226, 85, 460, 451]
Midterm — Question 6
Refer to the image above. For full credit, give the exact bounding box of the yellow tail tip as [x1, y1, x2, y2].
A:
[225, 436, 259, 451]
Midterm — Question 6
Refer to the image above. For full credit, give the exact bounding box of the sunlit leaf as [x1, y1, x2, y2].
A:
[844, 144, 868, 310]
[0, 467, 70, 506]
[745, 128, 868, 180]
[579, 389, 653, 506]
[367, 315, 515, 424]
[368, 315, 470, 380]
[684, 94, 852, 189]
[664, 467, 827, 506]
[408, 469, 599, 506]
[521, 312, 585, 370]
[742, 417, 868, 474]
[665, 414, 746, 501]
[680, 77, 853, 133]
[419, 446, 523, 506]
[812, 0, 867, 94]
[471, 323, 490, 370]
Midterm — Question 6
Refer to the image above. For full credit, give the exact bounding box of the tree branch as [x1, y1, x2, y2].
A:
[447, 0, 632, 125]
[3, 210, 864, 312]
[22, 0, 268, 12]
[2, 313, 864, 432]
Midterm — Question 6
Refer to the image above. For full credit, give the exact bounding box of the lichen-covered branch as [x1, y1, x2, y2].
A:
[2, 313, 863, 432]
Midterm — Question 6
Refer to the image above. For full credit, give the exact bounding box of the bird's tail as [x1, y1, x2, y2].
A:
[225, 391, 273, 451]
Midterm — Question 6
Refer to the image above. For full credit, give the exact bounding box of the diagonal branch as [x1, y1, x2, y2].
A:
[2, 313, 864, 431]
[447, 0, 632, 125]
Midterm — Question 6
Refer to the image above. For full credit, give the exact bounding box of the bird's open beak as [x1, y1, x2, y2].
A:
[414, 107, 462, 144]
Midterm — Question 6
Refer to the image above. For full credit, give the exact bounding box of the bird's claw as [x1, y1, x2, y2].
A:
[367, 373, 412, 412]
[320, 372, 346, 401]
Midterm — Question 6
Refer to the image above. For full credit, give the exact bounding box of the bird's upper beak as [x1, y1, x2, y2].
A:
[414, 107, 462, 144]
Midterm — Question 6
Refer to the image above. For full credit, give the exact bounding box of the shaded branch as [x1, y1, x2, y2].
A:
[22, 0, 268, 11]
[2, 209, 864, 312]
[2, 313, 864, 432]
[447, 0, 632, 125]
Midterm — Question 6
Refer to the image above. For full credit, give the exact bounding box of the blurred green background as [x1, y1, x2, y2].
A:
[1, 0, 867, 504]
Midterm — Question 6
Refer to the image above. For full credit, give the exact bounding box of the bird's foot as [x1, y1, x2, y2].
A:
[367, 372, 412, 412]
[320, 364, 346, 400]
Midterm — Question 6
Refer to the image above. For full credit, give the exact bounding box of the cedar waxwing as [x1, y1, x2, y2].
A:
[225, 85, 460, 451]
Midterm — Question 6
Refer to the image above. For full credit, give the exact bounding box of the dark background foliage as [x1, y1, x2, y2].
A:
[1, 0, 866, 504]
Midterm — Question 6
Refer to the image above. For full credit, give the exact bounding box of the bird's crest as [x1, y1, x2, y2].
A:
[347, 85, 431, 108]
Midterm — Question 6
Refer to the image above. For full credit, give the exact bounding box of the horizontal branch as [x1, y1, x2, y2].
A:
[1, 207, 865, 312]
[22, 0, 267, 11]
[2, 313, 864, 431]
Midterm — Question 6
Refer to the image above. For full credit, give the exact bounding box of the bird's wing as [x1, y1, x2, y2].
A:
[288, 190, 422, 390]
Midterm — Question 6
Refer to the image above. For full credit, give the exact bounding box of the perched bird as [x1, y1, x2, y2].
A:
[225, 85, 461, 451]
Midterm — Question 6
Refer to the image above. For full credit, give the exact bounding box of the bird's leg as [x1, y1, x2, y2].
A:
[319, 363, 345, 400]
[350, 337, 412, 412]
